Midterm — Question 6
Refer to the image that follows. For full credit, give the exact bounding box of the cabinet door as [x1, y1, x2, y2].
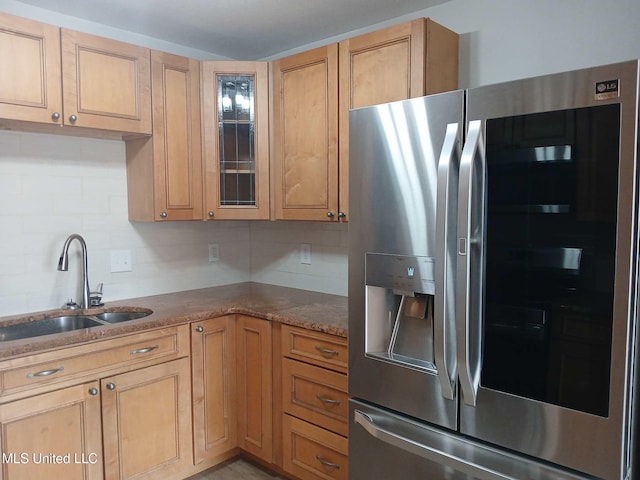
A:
[191, 316, 237, 464]
[338, 18, 459, 222]
[0, 13, 62, 125]
[61, 29, 151, 134]
[282, 414, 347, 480]
[236, 315, 273, 462]
[272, 44, 339, 221]
[126, 52, 203, 221]
[0, 381, 103, 480]
[202, 61, 270, 220]
[151, 51, 202, 221]
[101, 358, 193, 480]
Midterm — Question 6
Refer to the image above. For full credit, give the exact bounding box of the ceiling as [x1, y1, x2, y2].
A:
[13, 0, 447, 60]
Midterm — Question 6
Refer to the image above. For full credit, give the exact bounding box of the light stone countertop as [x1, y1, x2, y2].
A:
[0, 282, 348, 359]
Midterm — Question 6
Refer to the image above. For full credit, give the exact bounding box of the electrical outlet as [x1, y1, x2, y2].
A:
[208, 243, 220, 262]
[110, 249, 132, 273]
[300, 243, 312, 265]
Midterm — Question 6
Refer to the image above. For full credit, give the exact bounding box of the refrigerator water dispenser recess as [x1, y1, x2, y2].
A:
[365, 253, 437, 372]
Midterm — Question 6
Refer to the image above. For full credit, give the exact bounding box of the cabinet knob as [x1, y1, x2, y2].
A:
[326, 211, 335, 218]
[338, 211, 346, 219]
[69, 114, 78, 123]
[208, 211, 214, 218]
[159, 212, 168, 218]
[88, 387, 98, 396]
[195, 326, 204, 333]
[51, 112, 61, 121]
[106, 383, 116, 390]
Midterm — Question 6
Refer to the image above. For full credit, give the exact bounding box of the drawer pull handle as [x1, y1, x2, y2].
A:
[315, 346, 339, 357]
[27, 366, 64, 378]
[316, 394, 341, 406]
[315, 454, 340, 469]
[130, 345, 159, 355]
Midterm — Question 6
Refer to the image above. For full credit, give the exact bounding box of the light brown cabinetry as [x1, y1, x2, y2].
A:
[272, 18, 458, 222]
[0, 14, 152, 135]
[0, 381, 103, 480]
[282, 415, 348, 480]
[191, 316, 238, 465]
[271, 44, 339, 221]
[236, 315, 273, 463]
[202, 61, 270, 220]
[338, 18, 459, 221]
[61, 29, 152, 134]
[101, 358, 193, 480]
[281, 325, 348, 480]
[0, 325, 191, 480]
[126, 51, 203, 221]
[0, 13, 63, 125]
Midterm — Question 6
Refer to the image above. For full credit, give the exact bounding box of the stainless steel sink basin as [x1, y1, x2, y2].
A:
[93, 310, 152, 323]
[0, 316, 103, 342]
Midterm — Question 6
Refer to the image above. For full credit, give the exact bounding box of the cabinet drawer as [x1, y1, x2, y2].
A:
[0, 325, 189, 398]
[283, 358, 348, 436]
[283, 414, 347, 480]
[282, 325, 347, 373]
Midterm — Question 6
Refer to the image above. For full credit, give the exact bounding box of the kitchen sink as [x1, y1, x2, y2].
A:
[93, 310, 152, 323]
[0, 316, 103, 342]
[0, 308, 153, 342]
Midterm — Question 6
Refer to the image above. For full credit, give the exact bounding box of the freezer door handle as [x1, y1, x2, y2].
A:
[434, 122, 460, 400]
[354, 409, 511, 480]
[456, 119, 486, 406]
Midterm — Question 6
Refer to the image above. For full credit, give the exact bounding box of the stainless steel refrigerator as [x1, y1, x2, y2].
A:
[348, 60, 640, 480]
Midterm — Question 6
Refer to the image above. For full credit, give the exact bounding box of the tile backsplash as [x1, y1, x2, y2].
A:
[0, 130, 347, 317]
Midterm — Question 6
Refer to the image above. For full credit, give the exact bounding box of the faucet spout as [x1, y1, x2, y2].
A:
[57, 234, 91, 309]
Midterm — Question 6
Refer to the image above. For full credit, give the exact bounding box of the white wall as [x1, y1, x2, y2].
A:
[0, 130, 348, 318]
[269, 0, 640, 88]
[0, 131, 251, 316]
[1, 0, 639, 316]
[419, 0, 640, 87]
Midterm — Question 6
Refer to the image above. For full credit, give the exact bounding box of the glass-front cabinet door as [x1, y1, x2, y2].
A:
[202, 61, 269, 219]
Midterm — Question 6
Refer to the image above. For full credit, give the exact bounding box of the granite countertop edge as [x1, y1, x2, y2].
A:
[0, 282, 348, 359]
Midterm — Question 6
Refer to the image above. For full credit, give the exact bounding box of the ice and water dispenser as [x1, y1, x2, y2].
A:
[365, 253, 437, 372]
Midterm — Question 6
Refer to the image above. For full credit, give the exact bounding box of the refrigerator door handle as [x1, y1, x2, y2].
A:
[456, 119, 486, 407]
[434, 122, 460, 400]
[354, 409, 511, 480]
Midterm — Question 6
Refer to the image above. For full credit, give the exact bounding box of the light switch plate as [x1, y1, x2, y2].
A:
[110, 249, 132, 273]
[209, 243, 219, 262]
[300, 243, 312, 264]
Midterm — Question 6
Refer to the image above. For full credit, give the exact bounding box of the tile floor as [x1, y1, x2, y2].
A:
[185, 458, 285, 480]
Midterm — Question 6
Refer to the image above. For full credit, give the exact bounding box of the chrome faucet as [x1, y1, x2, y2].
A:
[57, 233, 92, 309]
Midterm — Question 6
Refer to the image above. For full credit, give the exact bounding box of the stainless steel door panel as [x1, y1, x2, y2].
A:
[350, 399, 596, 480]
[349, 90, 464, 428]
[460, 389, 623, 480]
[462, 60, 639, 480]
[349, 90, 465, 258]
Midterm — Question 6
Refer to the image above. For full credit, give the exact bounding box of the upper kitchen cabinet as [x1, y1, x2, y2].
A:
[272, 19, 458, 222]
[338, 18, 459, 221]
[127, 51, 203, 221]
[0, 13, 63, 125]
[61, 29, 152, 135]
[202, 61, 270, 220]
[271, 44, 339, 221]
[0, 14, 152, 137]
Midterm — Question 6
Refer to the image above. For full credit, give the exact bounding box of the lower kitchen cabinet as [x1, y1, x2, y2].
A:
[0, 325, 192, 480]
[0, 315, 345, 480]
[0, 381, 104, 480]
[101, 358, 193, 480]
[236, 315, 273, 463]
[282, 415, 347, 480]
[191, 316, 237, 465]
[280, 325, 349, 480]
